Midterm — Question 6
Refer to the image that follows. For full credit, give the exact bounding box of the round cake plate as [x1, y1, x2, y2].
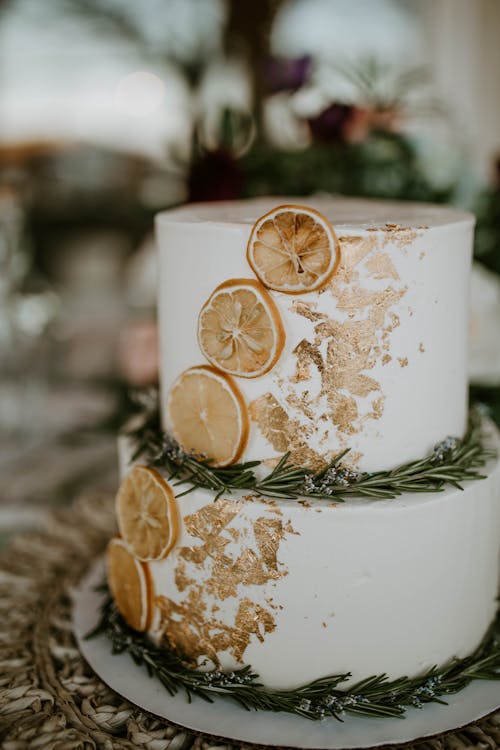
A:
[73, 559, 500, 750]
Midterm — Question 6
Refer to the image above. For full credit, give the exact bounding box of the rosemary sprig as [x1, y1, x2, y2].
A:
[125, 389, 495, 502]
[88, 591, 500, 722]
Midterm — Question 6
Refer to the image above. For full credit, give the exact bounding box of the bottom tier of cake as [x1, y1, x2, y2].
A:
[118, 427, 500, 691]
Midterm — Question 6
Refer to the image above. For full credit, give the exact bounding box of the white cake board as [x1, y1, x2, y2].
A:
[73, 559, 500, 750]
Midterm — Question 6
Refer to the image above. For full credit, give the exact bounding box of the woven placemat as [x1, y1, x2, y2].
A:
[0, 493, 498, 750]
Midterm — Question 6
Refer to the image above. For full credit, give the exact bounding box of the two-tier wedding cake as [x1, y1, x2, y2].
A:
[107, 197, 500, 699]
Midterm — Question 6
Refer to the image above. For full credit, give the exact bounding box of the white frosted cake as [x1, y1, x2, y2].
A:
[108, 197, 500, 697]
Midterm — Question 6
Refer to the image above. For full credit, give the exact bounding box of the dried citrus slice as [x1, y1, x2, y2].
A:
[247, 204, 340, 293]
[116, 466, 180, 562]
[167, 365, 248, 466]
[197, 278, 285, 378]
[107, 537, 151, 631]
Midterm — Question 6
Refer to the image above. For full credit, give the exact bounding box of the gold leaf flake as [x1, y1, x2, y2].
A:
[233, 599, 276, 661]
[290, 300, 326, 323]
[292, 339, 324, 382]
[285, 390, 315, 420]
[365, 252, 400, 280]
[336, 235, 375, 281]
[249, 394, 289, 453]
[158, 500, 298, 665]
[248, 227, 416, 467]
[174, 560, 195, 592]
[280, 234, 409, 450]
[368, 396, 385, 420]
[156, 591, 276, 665]
[249, 393, 326, 469]
[379, 224, 419, 249]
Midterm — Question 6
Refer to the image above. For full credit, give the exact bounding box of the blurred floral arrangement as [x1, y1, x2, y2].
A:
[38, 0, 456, 207]
[3, 0, 500, 430]
[188, 56, 453, 205]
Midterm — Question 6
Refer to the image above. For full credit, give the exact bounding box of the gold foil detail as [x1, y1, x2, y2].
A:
[284, 519, 299, 535]
[317, 267, 406, 436]
[255, 517, 285, 570]
[174, 560, 195, 592]
[292, 339, 324, 382]
[419, 342, 425, 353]
[249, 232, 412, 465]
[233, 599, 276, 660]
[249, 394, 289, 452]
[368, 396, 385, 419]
[157, 500, 297, 665]
[290, 300, 324, 322]
[377, 223, 418, 242]
[398, 357, 409, 367]
[249, 393, 326, 469]
[365, 252, 400, 280]
[345, 450, 363, 468]
[155, 592, 276, 665]
[285, 390, 315, 421]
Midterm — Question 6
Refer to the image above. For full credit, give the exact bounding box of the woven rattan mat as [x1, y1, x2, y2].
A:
[0, 493, 498, 750]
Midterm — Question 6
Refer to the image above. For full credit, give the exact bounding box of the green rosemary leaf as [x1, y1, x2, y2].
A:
[123, 390, 495, 505]
[90, 586, 500, 723]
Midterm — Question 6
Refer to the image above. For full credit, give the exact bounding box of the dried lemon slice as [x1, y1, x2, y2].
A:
[167, 365, 248, 466]
[116, 466, 180, 562]
[198, 278, 285, 378]
[247, 204, 340, 293]
[107, 537, 151, 631]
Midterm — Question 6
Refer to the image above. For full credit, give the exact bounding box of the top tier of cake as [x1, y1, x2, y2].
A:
[156, 196, 474, 472]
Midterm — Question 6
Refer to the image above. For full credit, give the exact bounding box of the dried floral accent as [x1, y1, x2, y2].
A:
[431, 436, 459, 464]
[89, 590, 500, 722]
[125, 389, 495, 502]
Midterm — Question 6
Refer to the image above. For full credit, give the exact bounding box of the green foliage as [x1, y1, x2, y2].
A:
[241, 131, 455, 203]
[474, 187, 500, 276]
[125, 391, 494, 503]
[89, 592, 500, 722]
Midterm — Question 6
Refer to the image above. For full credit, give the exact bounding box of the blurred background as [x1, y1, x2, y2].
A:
[1, 0, 500, 541]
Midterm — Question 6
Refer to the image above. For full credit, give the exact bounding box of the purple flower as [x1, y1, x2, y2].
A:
[307, 103, 371, 144]
[264, 55, 312, 95]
